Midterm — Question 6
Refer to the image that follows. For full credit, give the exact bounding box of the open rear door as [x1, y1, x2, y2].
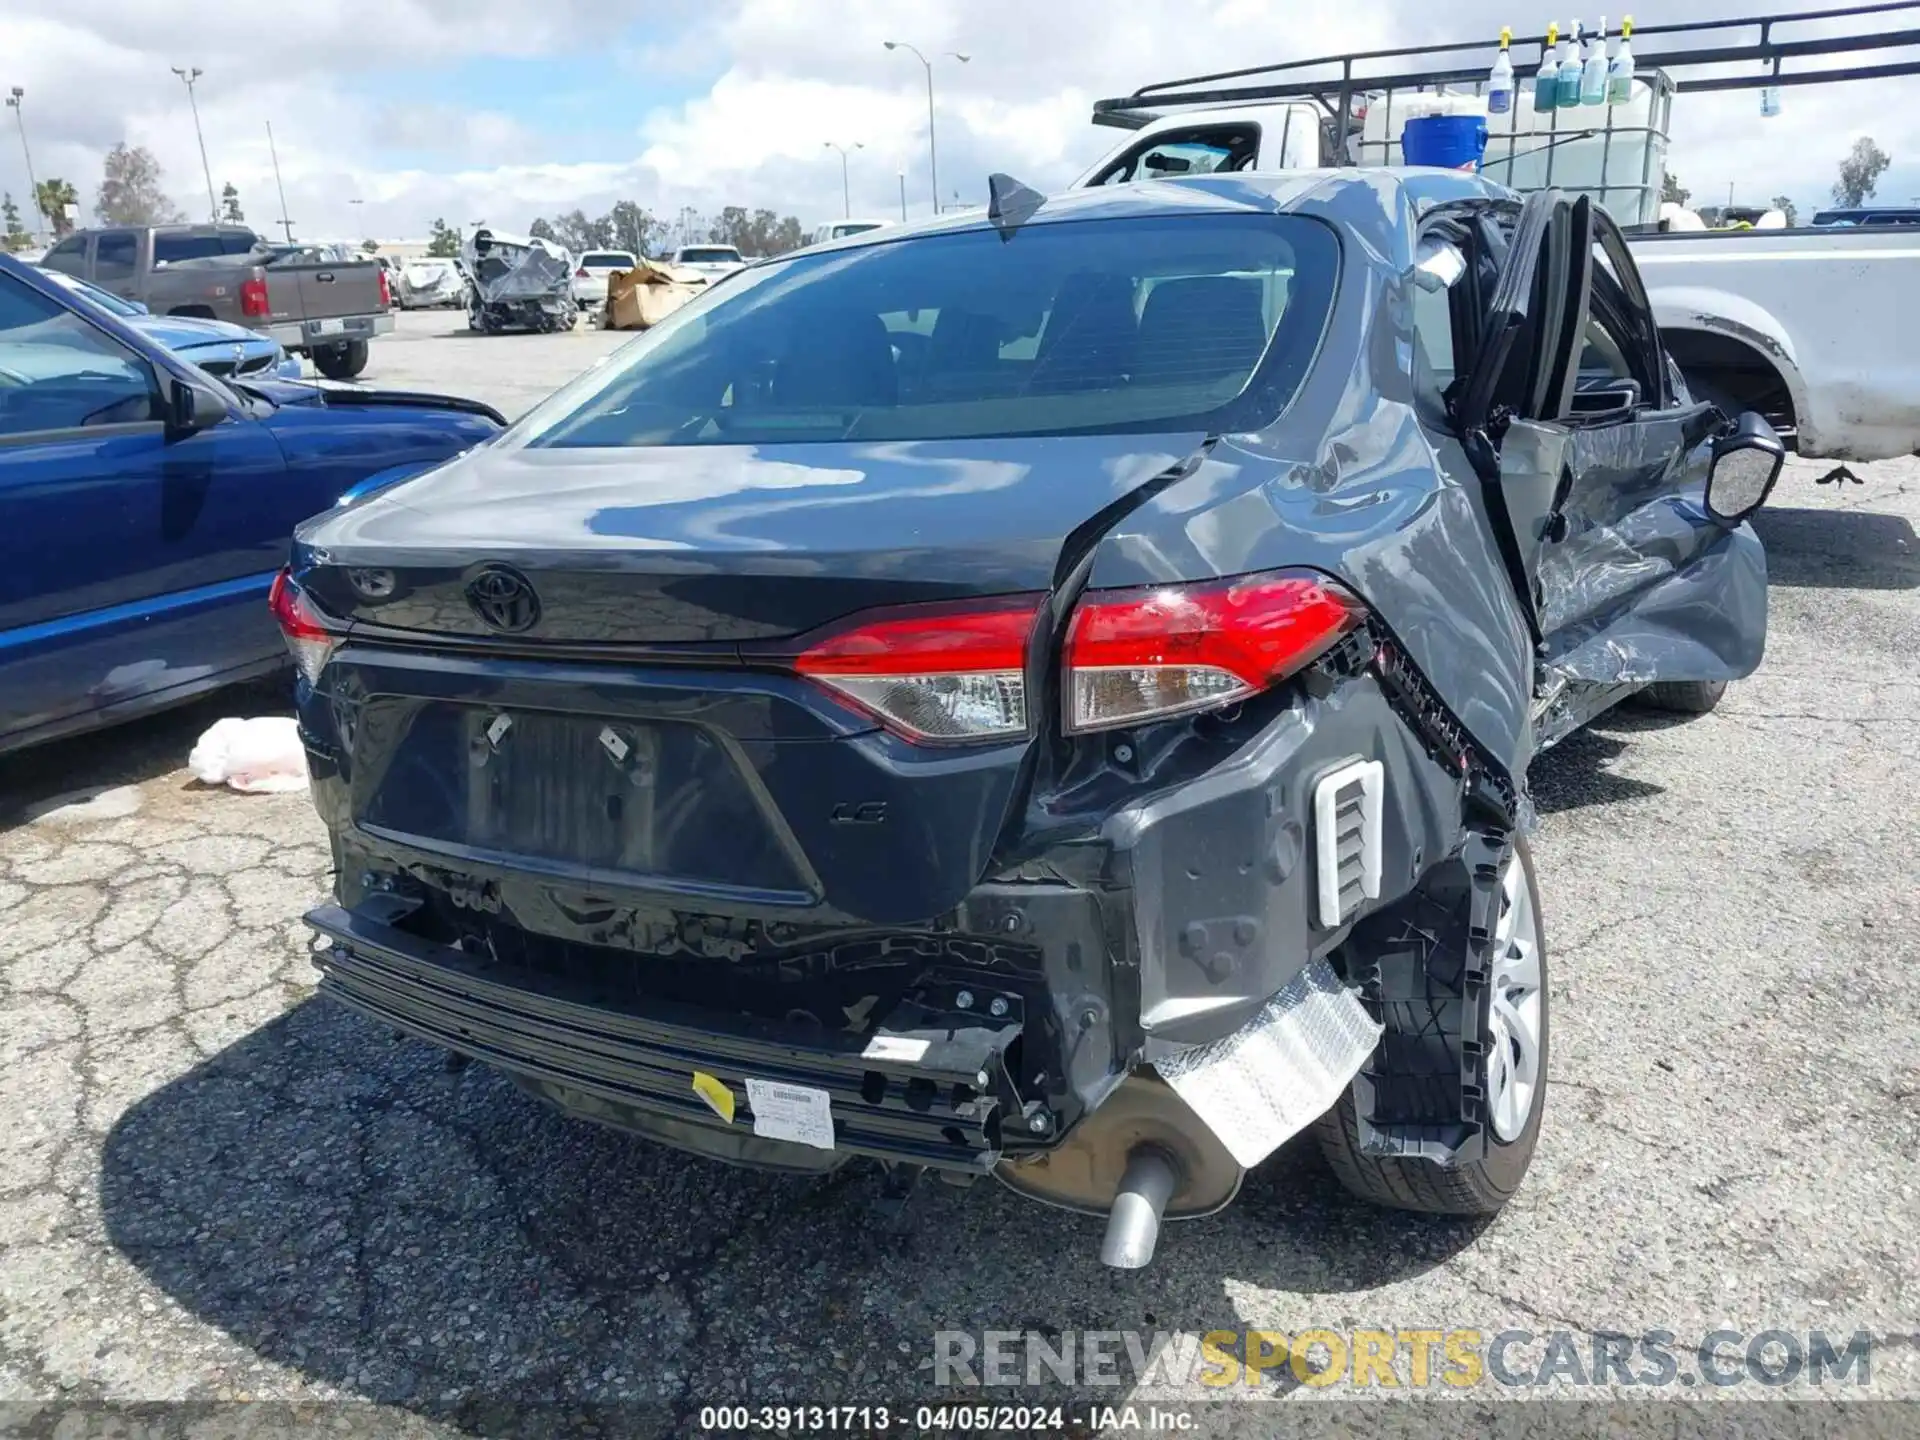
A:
[1454, 190, 1593, 639]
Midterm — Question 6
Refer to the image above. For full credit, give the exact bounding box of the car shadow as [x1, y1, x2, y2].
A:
[1751, 505, 1919, 590]
[0, 675, 294, 826]
[1528, 716, 1667, 815]
[100, 999, 1485, 1420]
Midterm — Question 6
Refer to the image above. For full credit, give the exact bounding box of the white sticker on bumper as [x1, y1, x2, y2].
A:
[744, 1078, 836, 1150]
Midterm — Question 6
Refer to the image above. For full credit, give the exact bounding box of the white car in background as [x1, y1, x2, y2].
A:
[669, 244, 747, 280]
[397, 257, 469, 310]
[570, 250, 639, 310]
[808, 217, 894, 246]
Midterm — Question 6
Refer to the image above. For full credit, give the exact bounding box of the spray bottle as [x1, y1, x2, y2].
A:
[1556, 22, 1585, 108]
[1488, 26, 1515, 114]
[1581, 18, 1611, 105]
[1534, 22, 1562, 110]
[1607, 16, 1636, 103]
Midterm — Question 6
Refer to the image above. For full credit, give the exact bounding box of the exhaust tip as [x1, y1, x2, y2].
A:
[1099, 1144, 1182, 1269]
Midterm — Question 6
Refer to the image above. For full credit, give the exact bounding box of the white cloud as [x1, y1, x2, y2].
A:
[3, 0, 1918, 242]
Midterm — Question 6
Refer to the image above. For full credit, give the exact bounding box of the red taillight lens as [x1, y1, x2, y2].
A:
[575, 267, 590, 278]
[793, 597, 1042, 742]
[377, 267, 392, 308]
[1063, 569, 1361, 733]
[268, 569, 340, 684]
[240, 275, 270, 318]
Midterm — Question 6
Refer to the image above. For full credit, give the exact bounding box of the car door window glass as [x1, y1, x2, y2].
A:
[94, 233, 138, 283]
[0, 273, 159, 435]
[1090, 126, 1261, 185]
[40, 236, 87, 277]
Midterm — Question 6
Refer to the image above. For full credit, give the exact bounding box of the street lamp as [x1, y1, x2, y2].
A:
[824, 141, 864, 218]
[5, 88, 39, 243]
[884, 41, 969, 214]
[897, 170, 907, 223]
[170, 67, 219, 222]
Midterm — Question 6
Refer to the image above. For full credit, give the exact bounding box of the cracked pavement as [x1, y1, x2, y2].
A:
[1, 315, 1916, 1435]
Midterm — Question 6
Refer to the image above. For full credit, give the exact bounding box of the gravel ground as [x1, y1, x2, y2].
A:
[1, 311, 1916, 1436]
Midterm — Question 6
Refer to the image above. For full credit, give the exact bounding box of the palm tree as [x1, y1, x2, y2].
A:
[35, 178, 79, 238]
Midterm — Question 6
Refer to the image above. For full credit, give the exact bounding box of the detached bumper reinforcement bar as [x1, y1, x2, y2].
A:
[305, 903, 1017, 1170]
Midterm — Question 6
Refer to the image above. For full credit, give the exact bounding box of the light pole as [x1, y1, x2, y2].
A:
[884, 41, 969, 214]
[265, 120, 294, 241]
[897, 171, 907, 223]
[824, 141, 863, 218]
[170, 67, 218, 222]
[5, 88, 39, 243]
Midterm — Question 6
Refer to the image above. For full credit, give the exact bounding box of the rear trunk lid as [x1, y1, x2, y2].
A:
[294, 434, 1204, 925]
[296, 436, 1202, 642]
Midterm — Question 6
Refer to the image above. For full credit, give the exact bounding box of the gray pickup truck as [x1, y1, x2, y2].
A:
[38, 224, 393, 379]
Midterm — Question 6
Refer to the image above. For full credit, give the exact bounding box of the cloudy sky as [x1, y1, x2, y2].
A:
[5, 0, 1918, 244]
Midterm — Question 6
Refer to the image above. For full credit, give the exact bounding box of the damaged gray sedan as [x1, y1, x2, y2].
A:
[283, 173, 1782, 1267]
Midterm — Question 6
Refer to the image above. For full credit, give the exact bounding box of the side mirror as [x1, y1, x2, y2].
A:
[166, 376, 231, 438]
[1705, 411, 1786, 525]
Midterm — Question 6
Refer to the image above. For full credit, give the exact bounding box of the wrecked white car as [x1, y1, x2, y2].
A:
[463, 229, 575, 334]
[397, 258, 469, 310]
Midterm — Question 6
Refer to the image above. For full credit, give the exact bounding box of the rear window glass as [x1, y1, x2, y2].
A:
[154, 232, 254, 262]
[516, 214, 1338, 448]
[678, 247, 742, 263]
[832, 223, 884, 238]
[581, 253, 636, 268]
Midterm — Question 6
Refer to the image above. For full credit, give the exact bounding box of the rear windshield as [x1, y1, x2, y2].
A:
[679, 247, 742, 263]
[832, 223, 884, 238]
[582, 252, 635, 268]
[154, 231, 257, 263]
[516, 214, 1338, 448]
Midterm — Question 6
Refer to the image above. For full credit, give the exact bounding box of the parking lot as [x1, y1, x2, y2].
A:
[2, 311, 1916, 1431]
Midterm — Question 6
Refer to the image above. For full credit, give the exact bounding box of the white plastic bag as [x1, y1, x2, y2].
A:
[188, 716, 310, 794]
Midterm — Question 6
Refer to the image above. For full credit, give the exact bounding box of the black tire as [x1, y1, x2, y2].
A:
[1313, 840, 1548, 1216]
[312, 339, 369, 381]
[1635, 679, 1728, 715]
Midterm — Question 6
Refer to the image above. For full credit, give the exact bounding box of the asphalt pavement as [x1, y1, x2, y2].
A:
[1, 310, 1915, 1436]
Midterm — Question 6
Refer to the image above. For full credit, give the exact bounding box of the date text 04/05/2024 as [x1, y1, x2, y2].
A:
[695, 1403, 1192, 1431]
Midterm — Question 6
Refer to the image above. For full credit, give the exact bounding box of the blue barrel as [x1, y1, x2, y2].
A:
[1401, 114, 1489, 170]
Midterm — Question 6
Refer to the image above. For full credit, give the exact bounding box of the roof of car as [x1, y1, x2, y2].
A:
[793, 169, 1511, 267]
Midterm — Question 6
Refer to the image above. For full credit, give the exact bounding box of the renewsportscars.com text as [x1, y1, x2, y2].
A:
[932, 1328, 1875, 1390]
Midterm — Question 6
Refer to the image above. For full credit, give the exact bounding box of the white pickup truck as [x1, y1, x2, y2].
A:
[1076, 101, 1920, 462]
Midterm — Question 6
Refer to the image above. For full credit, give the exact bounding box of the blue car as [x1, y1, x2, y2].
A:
[0, 252, 505, 754]
[38, 267, 305, 383]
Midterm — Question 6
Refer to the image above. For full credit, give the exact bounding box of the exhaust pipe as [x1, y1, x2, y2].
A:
[1099, 1144, 1182, 1269]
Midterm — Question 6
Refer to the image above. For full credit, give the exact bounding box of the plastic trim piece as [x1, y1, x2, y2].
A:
[1313, 757, 1384, 928]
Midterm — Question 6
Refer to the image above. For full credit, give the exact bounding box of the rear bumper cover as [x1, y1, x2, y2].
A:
[302, 663, 1475, 1168]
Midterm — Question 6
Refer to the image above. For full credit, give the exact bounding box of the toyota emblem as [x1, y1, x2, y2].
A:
[465, 565, 540, 633]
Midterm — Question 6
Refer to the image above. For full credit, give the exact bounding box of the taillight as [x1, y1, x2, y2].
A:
[1063, 569, 1362, 733]
[240, 275, 269, 318]
[268, 569, 340, 684]
[793, 597, 1042, 742]
[377, 267, 392, 308]
[575, 267, 590, 278]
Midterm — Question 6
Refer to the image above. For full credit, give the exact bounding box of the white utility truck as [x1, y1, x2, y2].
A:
[1080, 3, 1920, 461]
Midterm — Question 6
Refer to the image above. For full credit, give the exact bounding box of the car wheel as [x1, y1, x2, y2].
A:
[1634, 679, 1728, 715]
[1314, 839, 1547, 1216]
[313, 340, 370, 381]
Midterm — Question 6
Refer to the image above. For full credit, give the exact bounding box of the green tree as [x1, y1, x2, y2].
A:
[606, 200, 664, 258]
[220, 182, 244, 223]
[1660, 172, 1690, 207]
[1832, 136, 1891, 207]
[1, 193, 30, 253]
[361, 238, 379, 253]
[35, 178, 79, 238]
[96, 144, 182, 226]
[425, 218, 461, 257]
[1769, 194, 1799, 227]
[545, 208, 613, 253]
[528, 217, 559, 243]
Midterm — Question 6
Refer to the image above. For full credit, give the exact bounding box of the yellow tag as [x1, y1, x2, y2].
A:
[691, 1070, 735, 1124]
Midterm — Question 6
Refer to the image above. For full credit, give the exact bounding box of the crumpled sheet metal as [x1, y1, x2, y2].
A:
[1153, 957, 1383, 1169]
